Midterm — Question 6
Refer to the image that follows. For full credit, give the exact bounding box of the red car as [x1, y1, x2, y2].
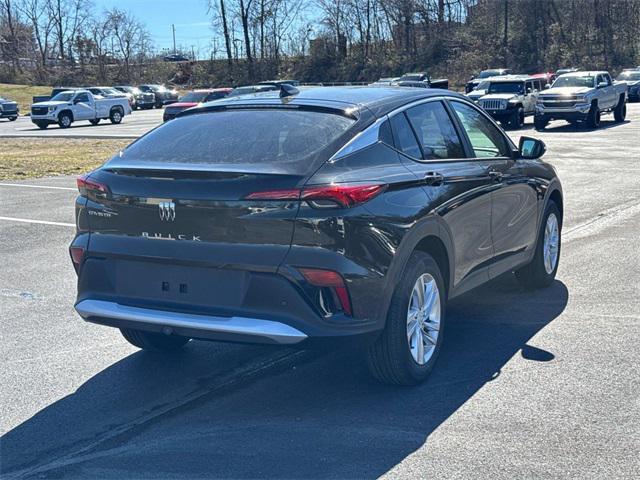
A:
[162, 88, 233, 121]
[531, 72, 557, 88]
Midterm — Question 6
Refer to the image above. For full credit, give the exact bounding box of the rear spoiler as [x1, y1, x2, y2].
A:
[178, 102, 360, 120]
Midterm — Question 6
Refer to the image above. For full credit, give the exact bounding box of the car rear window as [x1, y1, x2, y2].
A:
[120, 109, 356, 172]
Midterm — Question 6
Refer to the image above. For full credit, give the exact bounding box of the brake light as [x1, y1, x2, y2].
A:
[69, 246, 85, 273]
[245, 183, 386, 208]
[244, 189, 300, 201]
[77, 174, 108, 196]
[299, 268, 352, 316]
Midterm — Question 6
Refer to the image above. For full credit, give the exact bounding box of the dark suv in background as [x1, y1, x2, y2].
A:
[0, 96, 19, 121]
[114, 86, 156, 110]
[138, 84, 179, 108]
[71, 86, 562, 385]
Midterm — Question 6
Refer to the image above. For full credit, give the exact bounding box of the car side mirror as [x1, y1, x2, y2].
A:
[527, 88, 532, 94]
[73, 98, 81, 104]
[518, 136, 546, 159]
[470, 75, 475, 80]
[544, 83, 551, 89]
[597, 82, 608, 89]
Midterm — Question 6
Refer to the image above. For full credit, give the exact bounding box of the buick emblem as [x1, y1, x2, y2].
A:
[159, 201, 176, 222]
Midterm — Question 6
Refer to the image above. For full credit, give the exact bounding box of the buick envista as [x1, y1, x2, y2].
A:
[70, 86, 562, 385]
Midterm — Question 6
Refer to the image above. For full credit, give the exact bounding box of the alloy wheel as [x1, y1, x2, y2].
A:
[406, 273, 441, 365]
[543, 213, 559, 274]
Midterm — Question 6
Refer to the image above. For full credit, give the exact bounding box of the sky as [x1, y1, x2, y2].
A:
[94, 0, 215, 59]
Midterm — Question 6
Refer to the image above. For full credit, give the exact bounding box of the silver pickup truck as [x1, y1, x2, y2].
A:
[30, 90, 132, 129]
[535, 71, 627, 130]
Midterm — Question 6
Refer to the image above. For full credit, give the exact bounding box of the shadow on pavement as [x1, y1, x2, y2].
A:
[1, 275, 568, 478]
[535, 118, 630, 133]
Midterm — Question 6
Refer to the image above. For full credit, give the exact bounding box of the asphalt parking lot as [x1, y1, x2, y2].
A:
[0, 108, 163, 139]
[1, 104, 639, 478]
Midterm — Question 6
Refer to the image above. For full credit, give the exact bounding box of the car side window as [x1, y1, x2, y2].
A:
[604, 74, 612, 85]
[405, 101, 465, 160]
[75, 93, 89, 103]
[526, 81, 533, 93]
[449, 101, 511, 158]
[389, 113, 422, 159]
[378, 119, 394, 146]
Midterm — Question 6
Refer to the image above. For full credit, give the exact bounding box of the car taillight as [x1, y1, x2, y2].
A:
[245, 183, 386, 208]
[77, 174, 108, 197]
[69, 246, 85, 273]
[299, 268, 352, 316]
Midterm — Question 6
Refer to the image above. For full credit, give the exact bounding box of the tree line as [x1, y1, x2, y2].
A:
[1, 0, 639, 87]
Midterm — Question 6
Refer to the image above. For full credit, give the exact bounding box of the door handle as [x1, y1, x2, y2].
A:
[488, 170, 504, 182]
[424, 172, 444, 186]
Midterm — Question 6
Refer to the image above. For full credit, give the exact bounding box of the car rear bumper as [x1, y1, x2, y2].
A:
[74, 254, 382, 344]
[76, 299, 308, 345]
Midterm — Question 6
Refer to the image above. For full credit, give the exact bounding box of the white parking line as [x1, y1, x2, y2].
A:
[0, 182, 76, 191]
[0, 216, 75, 227]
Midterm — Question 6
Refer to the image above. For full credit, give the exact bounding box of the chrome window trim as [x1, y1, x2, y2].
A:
[331, 95, 517, 165]
[329, 115, 388, 162]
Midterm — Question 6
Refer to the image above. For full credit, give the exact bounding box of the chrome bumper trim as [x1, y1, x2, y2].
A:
[75, 299, 307, 345]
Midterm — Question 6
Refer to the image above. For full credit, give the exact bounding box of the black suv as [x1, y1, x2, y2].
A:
[138, 84, 179, 108]
[70, 87, 562, 385]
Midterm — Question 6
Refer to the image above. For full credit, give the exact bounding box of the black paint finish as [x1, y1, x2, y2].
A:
[71, 87, 562, 342]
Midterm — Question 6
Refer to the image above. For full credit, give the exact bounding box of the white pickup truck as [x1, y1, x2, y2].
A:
[30, 90, 132, 129]
[534, 71, 627, 130]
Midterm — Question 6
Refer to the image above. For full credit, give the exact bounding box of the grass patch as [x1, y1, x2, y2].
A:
[0, 138, 130, 179]
[0, 83, 51, 113]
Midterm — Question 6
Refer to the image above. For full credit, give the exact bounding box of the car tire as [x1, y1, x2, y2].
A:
[120, 328, 190, 352]
[515, 201, 561, 290]
[35, 121, 48, 129]
[109, 108, 123, 124]
[58, 112, 72, 128]
[534, 115, 548, 131]
[89, 119, 100, 125]
[613, 97, 626, 122]
[367, 251, 446, 385]
[8, 116, 17, 121]
[586, 103, 601, 129]
[510, 107, 525, 129]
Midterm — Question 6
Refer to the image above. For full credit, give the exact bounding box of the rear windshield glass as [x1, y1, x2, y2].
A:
[617, 71, 640, 81]
[179, 92, 209, 103]
[479, 70, 502, 78]
[119, 109, 356, 172]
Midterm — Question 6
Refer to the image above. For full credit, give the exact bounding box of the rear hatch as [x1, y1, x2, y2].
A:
[78, 106, 358, 312]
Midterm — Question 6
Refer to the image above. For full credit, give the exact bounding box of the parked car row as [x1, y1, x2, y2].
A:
[369, 72, 449, 89]
[463, 67, 638, 130]
[161, 81, 299, 122]
[30, 89, 132, 129]
[31, 84, 179, 112]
